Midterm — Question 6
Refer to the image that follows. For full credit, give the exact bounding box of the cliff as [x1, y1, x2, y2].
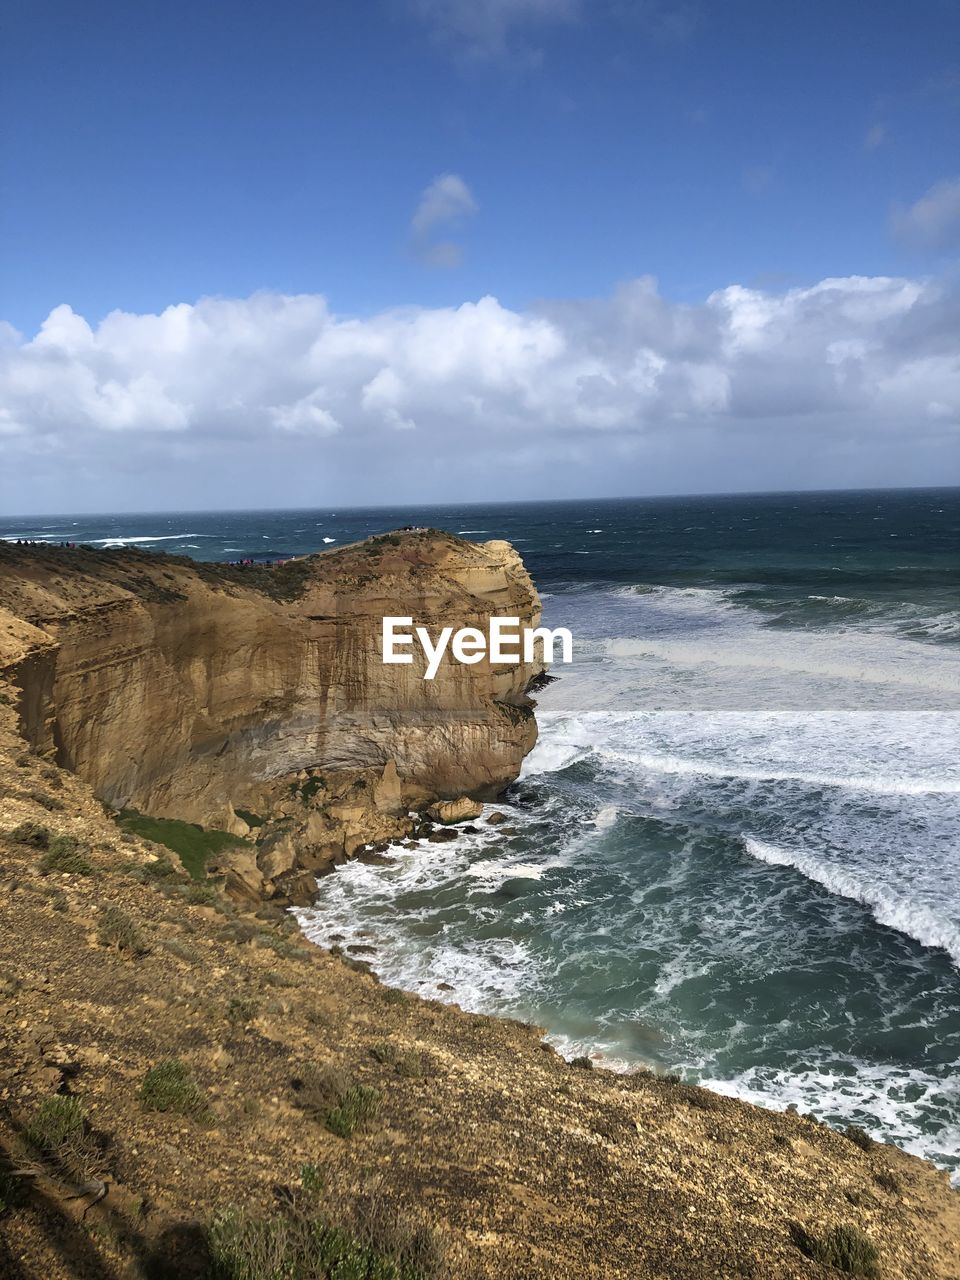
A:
[0, 530, 543, 898]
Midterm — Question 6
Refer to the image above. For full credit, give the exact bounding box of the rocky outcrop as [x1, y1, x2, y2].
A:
[0, 530, 544, 896]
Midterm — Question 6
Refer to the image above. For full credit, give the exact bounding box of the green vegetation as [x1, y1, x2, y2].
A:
[97, 904, 147, 955]
[7, 820, 50, 848]
[115, 808, 250, 879]
[300, 1163, 325, 1195]
[290, 776, 324, 805]
[207, 1198, 449, 1280]
[325, 1084, 382, 1138]
[370, 1042, 424, 1079]
[844, 1124, 875, 1152]
[790, 1223, 880, 1277]
[292, 1063, 383, 1138]
[39, 834, 93, 876]
[24, 1095, 102, 1182]
[226, 996, 261, 1027]
[207, 1203, 448, 1274]
[141, 853, 182, 882]
[139, 1060, 211, 1122]
[28, 789, 63, 811]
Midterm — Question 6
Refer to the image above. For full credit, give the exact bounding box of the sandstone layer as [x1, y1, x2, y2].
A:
[0, 531, 543, 896]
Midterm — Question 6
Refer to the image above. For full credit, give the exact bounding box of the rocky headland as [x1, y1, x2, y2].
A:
[0, 532, 958, 1279]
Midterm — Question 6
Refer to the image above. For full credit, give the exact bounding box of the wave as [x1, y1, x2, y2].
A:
[604, 748, 960, 796]
[602, 634, 960, 696]
[92, 533, 211, 546]
[743, 838, 960, 967]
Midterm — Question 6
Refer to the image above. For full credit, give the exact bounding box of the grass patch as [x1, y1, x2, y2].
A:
[24, 1096, 102, 1182]
[139, 1060, 211, 1122]
[207, 1196, 449, 1280]
[790, 1223, 880, 1277]
[39, 834, 93, 876]
[97, 904, 147, 955]
[116, 809, 250, 880]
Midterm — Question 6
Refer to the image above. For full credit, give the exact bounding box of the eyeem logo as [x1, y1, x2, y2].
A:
[382, 617, 573, 681]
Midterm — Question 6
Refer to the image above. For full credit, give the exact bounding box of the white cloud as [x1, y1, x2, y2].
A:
[410, 173, 477, 268]
[409, 0, 579, 58]
[1, 275, 957, 511]
[864, 123, 886, 151]
[892, 177, 960, 249]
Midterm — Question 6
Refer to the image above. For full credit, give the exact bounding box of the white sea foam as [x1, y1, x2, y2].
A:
[605, 748, 960, 796]
[92, 533, 210, 546]
[701, 1058, 960, 1185]
[743, 838, 960, 967]
[322, 536, 336, 543]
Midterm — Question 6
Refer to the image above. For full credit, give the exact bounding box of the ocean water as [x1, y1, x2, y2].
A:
[5, 489, 959, 1177]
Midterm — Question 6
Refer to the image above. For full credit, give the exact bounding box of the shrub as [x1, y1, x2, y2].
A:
[325, 1085, 382, 1139]
[790, 1223, 880, 1277]
[844, 1124, 875, 1152]
[370, 1042, 424, 1079]
[160, 937, 200, 964]
[139, 1060, 211, 1121]
[207, 1197, 450, 1280]
[226, 996, 260, 1027]
[382, 988, 406, 1006]
[184, 881, 218, 906]
[142, 854, 181, 882]
[570, 1055, 594, 1070]
[291, 1063, 382, 1138]
[7, 821, 50, 849]
[29, 789, 63, 811]
[39, 835, 93, 876]
[875, 1169, 902, 1195]
[97, 905, 147, 955]
[24, 1096, 102, 1182]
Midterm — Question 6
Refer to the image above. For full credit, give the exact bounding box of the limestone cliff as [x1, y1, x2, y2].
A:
[0, 530, 543, 894]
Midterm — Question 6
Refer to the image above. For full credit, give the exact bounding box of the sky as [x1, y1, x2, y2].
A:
[1, 0, 959, 514]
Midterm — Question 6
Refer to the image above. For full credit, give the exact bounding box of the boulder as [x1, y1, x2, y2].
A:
[426, 796, 483, 825]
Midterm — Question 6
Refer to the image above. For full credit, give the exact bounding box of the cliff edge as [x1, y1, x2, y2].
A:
[0, 530, 543, 901]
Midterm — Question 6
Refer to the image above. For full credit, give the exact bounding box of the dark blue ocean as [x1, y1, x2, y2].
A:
[4, 489, 959, 1177]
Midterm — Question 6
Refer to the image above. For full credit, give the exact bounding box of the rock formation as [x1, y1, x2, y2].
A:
[0, 530, 544, 898]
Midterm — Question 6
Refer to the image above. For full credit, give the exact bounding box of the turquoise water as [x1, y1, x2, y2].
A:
[5, 489, 959, 1175]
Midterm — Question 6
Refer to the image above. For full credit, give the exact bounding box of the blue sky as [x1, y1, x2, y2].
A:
[1, 0, 958, 512]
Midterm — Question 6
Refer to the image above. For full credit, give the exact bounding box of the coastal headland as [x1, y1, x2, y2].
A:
[0, 531, 957, 1279]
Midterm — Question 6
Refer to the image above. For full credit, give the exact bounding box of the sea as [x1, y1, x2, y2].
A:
[4, 488, 959, 1178]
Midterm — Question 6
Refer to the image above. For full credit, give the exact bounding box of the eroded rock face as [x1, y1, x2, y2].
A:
[0, 531, 544, 850]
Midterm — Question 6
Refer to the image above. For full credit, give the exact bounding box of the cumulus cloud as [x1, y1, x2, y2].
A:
[892, 177, 960, 249]
[1, 275, 958, 512]
[410, 173, 477, 267]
